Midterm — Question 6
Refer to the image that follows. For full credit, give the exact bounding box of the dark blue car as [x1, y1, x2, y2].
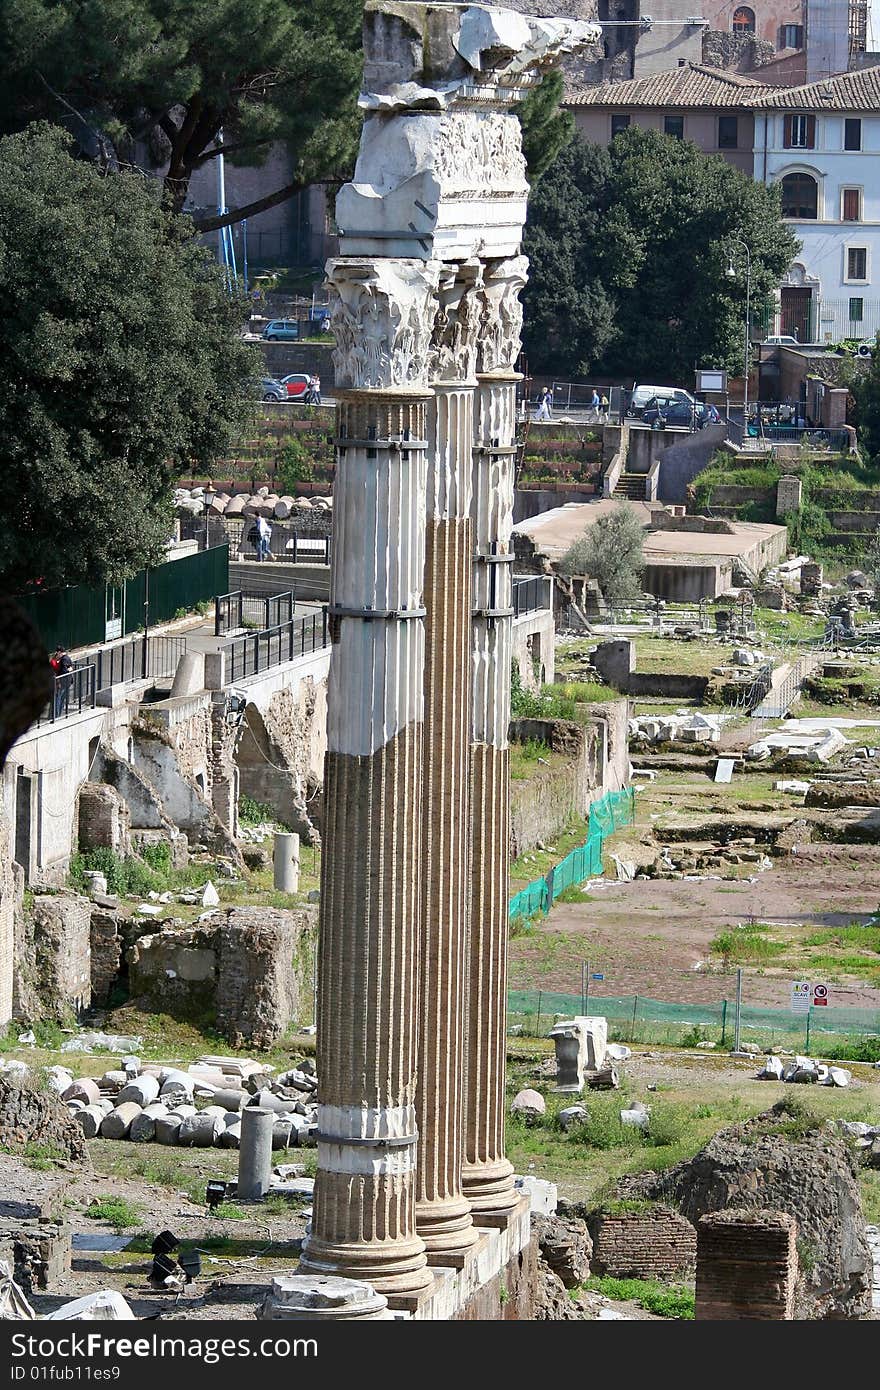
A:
[642, 398, 719, 429]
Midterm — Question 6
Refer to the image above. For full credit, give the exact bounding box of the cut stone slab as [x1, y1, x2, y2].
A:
[511, 1088, 545, 1121]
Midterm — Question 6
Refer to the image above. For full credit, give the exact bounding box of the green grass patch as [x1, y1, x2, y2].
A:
[709, 929, 786, 965]
[86, 1197, 142, 1231]
[577, 1276, 694, 1319]
[510, 738, 553, 780]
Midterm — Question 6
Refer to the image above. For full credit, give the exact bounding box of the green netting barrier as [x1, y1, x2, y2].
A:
[507, 989, 880, 1043]
[509, 787, 635, 923]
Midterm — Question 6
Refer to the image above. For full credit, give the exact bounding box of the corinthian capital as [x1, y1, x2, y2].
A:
[476, 255, 528, 376]
[327, 258, 442, 391]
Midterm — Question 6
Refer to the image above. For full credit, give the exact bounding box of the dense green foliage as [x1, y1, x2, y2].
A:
[560, 501, 646, 602]
[0, 125, 256, 590]
[517, 71, 574, 183]
[0, 0, 363, 227]
[523, 129, 799, 379]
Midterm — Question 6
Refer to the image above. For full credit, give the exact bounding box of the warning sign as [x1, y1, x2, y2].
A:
[811, 983, 829, 1007]
[790, 981, 811, 1013]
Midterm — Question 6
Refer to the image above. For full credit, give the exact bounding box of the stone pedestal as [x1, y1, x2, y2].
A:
[550, 1021, 584, 1093]
[272, 832, 300, 893]
[237, 1107, 275, 1200]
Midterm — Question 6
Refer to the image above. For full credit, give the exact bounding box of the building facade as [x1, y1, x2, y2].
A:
[565, 61, 880, 343]
[756, 66, 880, 340]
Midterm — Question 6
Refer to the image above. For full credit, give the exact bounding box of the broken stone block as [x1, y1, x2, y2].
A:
[130, 1103, 169, 1143]
[154, 1115, 184, 1146]
[178, 1113, 224, 1147]
[514, 1175, 557, 1216]
[76, 1105, 107, 1139]
[576, 1016, 608, 1072]
[117, 1075, 160, 1108]
[758, 1056, 784, 1080]
[63, 1078, 101, 1107]
[533, 1214, 592, 1288]
[620, 1104, 650, 1129]
[220, 1121, 241, 1149]
[511, 1088, 546, 1123]
[13, 1224, 71, 1293]
[558, 1105, 588, 1132]
[260, 1274, 392, 1321]
[99, 1102, 142, 1139]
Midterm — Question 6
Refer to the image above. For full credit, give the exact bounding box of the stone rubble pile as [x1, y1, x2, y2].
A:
[756, 1054, 851, 1087]
[628, 712, 727, 746]
[57, 1054, 320, 1150]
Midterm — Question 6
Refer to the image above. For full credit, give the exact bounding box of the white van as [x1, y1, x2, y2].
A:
[627, 384, 695, 418]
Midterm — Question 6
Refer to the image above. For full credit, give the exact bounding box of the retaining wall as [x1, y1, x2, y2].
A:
[587, 1206, 697, 1280]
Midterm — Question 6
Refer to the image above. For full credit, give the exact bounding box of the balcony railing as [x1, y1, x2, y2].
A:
[224, 611, 330, 683]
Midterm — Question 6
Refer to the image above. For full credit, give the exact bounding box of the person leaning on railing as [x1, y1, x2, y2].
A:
[50, 646, 74, 718]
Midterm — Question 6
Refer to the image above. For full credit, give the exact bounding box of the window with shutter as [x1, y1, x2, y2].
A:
[847, 247, 867, 280]
[843, 189, 861, 221]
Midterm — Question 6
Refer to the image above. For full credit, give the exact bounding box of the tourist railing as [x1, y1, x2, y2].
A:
[224, 611, 330, 683]
[215, 589, 296, 636]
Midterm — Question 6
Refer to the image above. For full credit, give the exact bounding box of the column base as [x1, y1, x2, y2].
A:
[416, 1194, 481, 1257]
[298, 1232, 434, 1296]
[462, 1157, 519, 1215]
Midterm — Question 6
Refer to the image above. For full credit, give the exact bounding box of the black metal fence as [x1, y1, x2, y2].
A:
[214, 590, 296, 636]
[512, 576, 552, 617]
[224, 611, 330, 683]
[75, 634, 188, 691]
[35, 664, 97, 727]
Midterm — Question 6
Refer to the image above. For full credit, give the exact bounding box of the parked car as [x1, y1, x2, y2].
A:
[281, 373, 313, 398]
[762, 334, 799, 347]
[257, 376, 287, 402]
[262, 318, 300, 342]
[627, 384, 695, 418]
[641, 398, 719, 429]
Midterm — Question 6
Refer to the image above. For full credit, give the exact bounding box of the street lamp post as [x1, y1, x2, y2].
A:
[203, 486, 216, 552]
[727, 240, 752, 427]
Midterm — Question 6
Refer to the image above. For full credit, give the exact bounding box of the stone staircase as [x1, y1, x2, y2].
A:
[613, 471, 647, 500]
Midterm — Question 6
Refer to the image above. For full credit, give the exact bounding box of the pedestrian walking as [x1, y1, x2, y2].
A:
[535, 386, 553, 421]
[255, 514, 272, 562]
[588, 387, 600, 422]
[599, 391, 609, 422]
[50, 646, 74, 718]
[311, 374, 321, 405]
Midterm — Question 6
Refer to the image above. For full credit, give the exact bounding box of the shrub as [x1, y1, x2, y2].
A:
[578, 1276, 694, 1319]
[86, 1197, 142, 1231]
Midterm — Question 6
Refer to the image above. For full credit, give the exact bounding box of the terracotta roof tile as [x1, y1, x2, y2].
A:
[758, 65, 880, 109]
[564, 64, 776, 110]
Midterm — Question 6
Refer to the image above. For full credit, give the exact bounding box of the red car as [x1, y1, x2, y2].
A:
[281, 373, 312, 398]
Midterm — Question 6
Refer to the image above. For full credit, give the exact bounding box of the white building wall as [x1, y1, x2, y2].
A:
[755, 109, 880, 340]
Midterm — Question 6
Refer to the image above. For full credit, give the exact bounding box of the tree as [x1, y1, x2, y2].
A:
[0, 0, 363, 229]
[523, 128, 800, 380]
[850, 331, 880, 464]
[518, 71, 574, 183]
[0, 124, 257, 593]
[560, 503, 646, 603]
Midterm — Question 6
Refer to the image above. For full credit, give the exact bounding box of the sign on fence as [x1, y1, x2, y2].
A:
[811, 983, 829, 1007]
[790, 981, 812, 1013]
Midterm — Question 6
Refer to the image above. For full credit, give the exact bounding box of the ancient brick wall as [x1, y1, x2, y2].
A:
[588, 1206, 696, 1280]
[0, 812, 18, 1027]
[77, 783, 131, 856]
[89, 909, 123, 1007]
[695, 1209, 797, 1320]
[14, 894, 91, 1021]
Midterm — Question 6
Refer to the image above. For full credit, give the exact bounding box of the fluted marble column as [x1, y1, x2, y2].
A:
[300, 257, 439, 1295]
[463, 374, 519, 1214]
[415, 363, 479, 1255]
[463, 254, 528, 1214]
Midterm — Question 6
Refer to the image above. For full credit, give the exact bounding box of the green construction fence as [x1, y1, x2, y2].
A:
[509, 786, 635, 923]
